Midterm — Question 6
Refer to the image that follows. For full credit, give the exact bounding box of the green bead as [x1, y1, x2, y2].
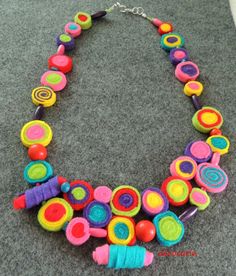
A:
[74, 12, 92, 30]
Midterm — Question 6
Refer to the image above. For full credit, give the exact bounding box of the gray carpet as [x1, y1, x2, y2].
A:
[0, 0, 236, 275]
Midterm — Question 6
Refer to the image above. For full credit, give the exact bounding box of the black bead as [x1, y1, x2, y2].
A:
[91, 11, 107, 20]
[191, 95, 202, 111]
[33, 105, 44, 120]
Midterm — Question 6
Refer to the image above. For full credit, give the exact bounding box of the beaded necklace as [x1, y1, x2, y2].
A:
[13, 3, 230, 270]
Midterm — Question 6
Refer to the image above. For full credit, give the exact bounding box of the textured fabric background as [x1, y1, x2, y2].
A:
[0, 0, 236, 275]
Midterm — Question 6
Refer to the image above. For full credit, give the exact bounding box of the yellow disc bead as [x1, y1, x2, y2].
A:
[32, 86, 56, 107]
[184, 81, 203, 96]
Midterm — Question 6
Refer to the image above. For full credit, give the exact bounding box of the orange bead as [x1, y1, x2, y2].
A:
[210, 128, 222, 136]
[135, 220, 156, 242]
[158, 22, 173, 35]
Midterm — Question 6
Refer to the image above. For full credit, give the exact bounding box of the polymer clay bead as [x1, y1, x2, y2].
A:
[153, 211, 184, 247]
[91, 11, 107, 20]
[178, 206, 198, 223]
[66, 217, 107, 246]
[184, 81, 203, 96]
[92, 244, 154, 269]
[63, 180, 94, 210]
[33, 105, 44, 120]
[56, 33, 75, 51]
[184, 140, 212, 163]
[94, 186, 112, 203]
[158, 22, 173, 35]
[74, 12, 92, 30]
[192, 106, 223, 133]
[170, 156, 197, 180]
[160, 32, 184, 51]
[23, 160, 53, 185]
[38, 197, 73, 232]
[32, 86, 56, 107]
[189, 188, 210, 210]
[64, 22, 82, 38]
[175, 61, 200, 83]
[110, 185, 141, 217]
[135, 220, 156, 242]
[48, 53, 73, 74]
[20, 120, 53, 147]
[161, 176, 192, 206]
[28, 144, 47, 160]
[206, 135, 230, 155]
[169, 48, 188, 65]
[40, 70, 67, 92]
[141, 187, 169, 216]
[107, 216, 136, 246]
[83, 200, 112, 228]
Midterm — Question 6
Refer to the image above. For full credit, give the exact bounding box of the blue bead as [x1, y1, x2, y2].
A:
[61, 182, 70, 193]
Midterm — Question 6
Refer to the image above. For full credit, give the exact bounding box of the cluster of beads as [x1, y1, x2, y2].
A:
[14, 6, 230, 270]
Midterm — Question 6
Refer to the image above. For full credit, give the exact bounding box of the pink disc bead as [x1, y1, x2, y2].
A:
[175, 61, 200, 83]
[94, 186, 112, 203]
[57, 45, 65, 55]
[66, 217, 90, 246]
[64, 22, 82, 38]
[170, 156, 197, 180]
[40, 70, 67, 92]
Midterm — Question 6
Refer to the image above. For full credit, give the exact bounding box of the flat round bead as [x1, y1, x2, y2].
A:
[74, 12, 92, 30]
[28, 144, 47, 160]
[184, 81, 203, 96]
[169, 48, 188, 65]
[184, 140, 212, 163]
[189, 188, 210, 210]
[94, 186, 112, 203]
[160, 32, 184, 51]
[206, 135, 230, 155]
[64, 22, 82, 38]
[175, 61, 200, 83]
[170, 156, 197, 180]
[32, 86, 56, 107]
[40, 70, 67, 92]
[48, 54, 73, 74]
[158, 22, 173, 35]
[192, 106, 223, 133]
[21, 120, 53, 147]
[56, 33, 75, 51]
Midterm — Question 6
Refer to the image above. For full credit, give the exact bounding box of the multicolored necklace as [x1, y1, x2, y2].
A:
[13, 3, 230, 270]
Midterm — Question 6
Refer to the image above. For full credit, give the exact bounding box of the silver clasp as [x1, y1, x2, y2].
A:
[106, 2, 147, 18]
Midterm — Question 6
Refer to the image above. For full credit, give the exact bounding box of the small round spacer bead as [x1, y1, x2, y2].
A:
[210, 128, 222, 136]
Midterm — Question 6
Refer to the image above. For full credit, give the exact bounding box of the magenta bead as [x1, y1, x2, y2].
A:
[175, 61, 200, 83]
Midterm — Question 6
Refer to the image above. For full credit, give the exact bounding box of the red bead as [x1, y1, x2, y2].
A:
[135, 220, 156, 242]
[28, 144, 48, 160]
[48, 54, 73, 74]
[158, 22, 173, 35]
[210, 128, 222, 136]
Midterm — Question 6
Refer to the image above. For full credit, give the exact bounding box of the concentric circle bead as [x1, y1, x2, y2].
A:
[189, 188, 210, 210]
[169, 48, 188, 65]
[158, 22, 173, 35]
[32, 86, 56, 107]
[184, 81, 203, 96]
[175, 61, 200, 83]
[160, 32, 185, 51]
[170, 156, 197, 180]
[40, 70, 67, 92]
[184, 140, 213, 163]
[206, 135, 230, 155]
[74, 12, 92, 30]
[64, 22, 82, 38]
[56, 33, 75, 50]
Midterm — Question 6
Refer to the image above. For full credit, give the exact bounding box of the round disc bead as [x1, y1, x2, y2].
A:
[94, 186, 112, 203]
[74, 12, 92, 30]
[64, 22, 82, 38]
[169, 48, 189, 65]
[206, 135, 230, 155]
[28, 144, 47, 160]
[32, 86, 56, 107]
[184, 140, 213, 163]
[175, 61, 200, 83]
[40, 70, 67, 92]
[158, 22, 173, 35]
[192, 106, 223, 133]
[170, 156, 197, 180]
[135, 220, 156, 242]
[184, 81, 203, 96]
[48, 54, 73, 74]
[160, 32, 185, 51]
[56, 33, 75, 51]
[189, 187, 210, 210]
[21, 120, 53, 147]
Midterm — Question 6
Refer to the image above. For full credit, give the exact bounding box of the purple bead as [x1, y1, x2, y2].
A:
[179, 206, 198, 223]
[56, 33, 75, 51]
[184, 140, 213, 163]
[33, 105, 44, 120]
[25, 176, 61, 208]
[169, 48, 189, 65]
[191, 95, 203, 110]
[83, 200, 112, 228]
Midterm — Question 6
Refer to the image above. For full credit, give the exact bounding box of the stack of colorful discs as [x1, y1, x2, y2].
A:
[170, 156, 197, 180]
[189, 188, 210, 210]
[142, 188, 169, 216]
[110, 185, 141, 217]
[74, 12, 92, 30]
[206, 135, 230, 155]
[160, 32, 185, 51]
[107, 216, 136, 245]
[40, 70, 67, 92]
[175, 61, 200, 83]
[184, 140, 212, 163]
[23, 161, 53, 185]
[20, 120, 53, 147]
[63, 180, 94, 210]
[32, 86, 56, 107]
[38, 198, 73, 231]
[153, 211, 184, 247]
[161, 176, 192, 206]
[195, 163, 228, 193]
[83, 200, 112, 228]
[64, 22, 82, 38]
[192, 106, 223, 133]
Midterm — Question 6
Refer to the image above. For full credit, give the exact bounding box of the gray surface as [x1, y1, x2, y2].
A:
[0, 0, 236, 275]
